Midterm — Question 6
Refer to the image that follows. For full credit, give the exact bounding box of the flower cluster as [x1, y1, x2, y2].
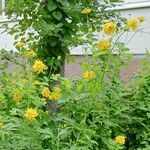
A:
[26, 50, 37, 57]
[41, 87, 51, 99]
[96, 21, 116, 51]
[24, 108, 38, 121]
[83, 70, 96, 80]
[115, 135, 126, 145]
[49, 87, 61, 101]
[13, 90, 22, 104]
[32, 60, 47, 74]
[127, 19, 139, 31]
[16, 41, 26, 48]
[96, 16, 145, 52]
[126, 16, 145, 31]
[97, 40, 111, 50]
[41, 86, 61, 101]
[103, 21, 116, 35]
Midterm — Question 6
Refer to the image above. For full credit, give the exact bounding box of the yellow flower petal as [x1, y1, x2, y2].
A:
[26, 50, 37, 57]
[32, 60, 47, 74]
[13, 90, 22, 104]
[137, 16, 145, 22]
[127, 19, 139, 31]
[81, 7, 92, 14]
[16, 41, 26, 48]
[115, 135, 126, 145]
[103, 21, 116, 35]
[41, 87, 51, 98]
[83, 71, 96, 80]
[97, 40, 111, 50]
[24, 108, 38, 121]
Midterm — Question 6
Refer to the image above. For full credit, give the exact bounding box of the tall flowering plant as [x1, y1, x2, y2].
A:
[0, 0, 150, 149]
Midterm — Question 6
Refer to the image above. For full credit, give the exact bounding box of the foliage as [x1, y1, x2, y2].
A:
[4, 0, 121, 75]
[0, 0, 150, 149]
[1, 51, 150, 150]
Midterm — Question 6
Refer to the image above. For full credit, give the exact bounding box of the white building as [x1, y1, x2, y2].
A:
[0, 0, 150, 55]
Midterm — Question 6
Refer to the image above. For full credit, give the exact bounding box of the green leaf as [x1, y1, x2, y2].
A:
[47, 1, 57, 11]
[56, 23, 63, 28]
[52, 11, 62, 20]
[147, 113, 150, 119]
[56, 0, 69, 7]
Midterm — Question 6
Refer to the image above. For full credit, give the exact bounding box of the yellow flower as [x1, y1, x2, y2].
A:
[26, 50, 37, 57]
[0, 123, 4, 129]
[49, 92, 61, 101]
[33, 80, 41, 85]
[16, 41, 26, 48]
[53, 87, 61, 93]
[13, 90, 22, 104]
[41, 87, 51, 98]
[49, 87, 61, 101]
[32, 60, 47, 74]
[83, 71, 96, 80]
[115, 135, 126, 145]
[81, 7, 92, 14]
[103, 21, 116, 35]
[127, 19, 139, 31]
[137, 16, 145, 22]
[24, 108, 38, 121]
[97, 40, 111, 50]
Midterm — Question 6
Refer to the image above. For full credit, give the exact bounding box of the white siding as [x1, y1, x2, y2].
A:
[119, 8, 150, 54]
[124, 0, 149, 3]
[0, 2, 150, 55]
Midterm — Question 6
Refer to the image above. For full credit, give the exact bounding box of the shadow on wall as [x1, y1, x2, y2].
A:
[0, 55, 141, 82]
[0, 58, 17, 72]
[65, 55, 141, 82]
[0, 57, 25, 73]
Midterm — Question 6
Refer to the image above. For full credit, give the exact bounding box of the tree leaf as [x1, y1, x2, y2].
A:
[52, 11, 62, 20]
[47, 1, 57, 11]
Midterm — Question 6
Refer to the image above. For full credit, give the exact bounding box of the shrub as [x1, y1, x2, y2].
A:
[0, 0, 149, 149]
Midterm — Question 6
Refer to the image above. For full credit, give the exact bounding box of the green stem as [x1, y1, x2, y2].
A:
[126, 24, 142, 45]
[99, 31, 126, 90]
[56, 127, 60, 150]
